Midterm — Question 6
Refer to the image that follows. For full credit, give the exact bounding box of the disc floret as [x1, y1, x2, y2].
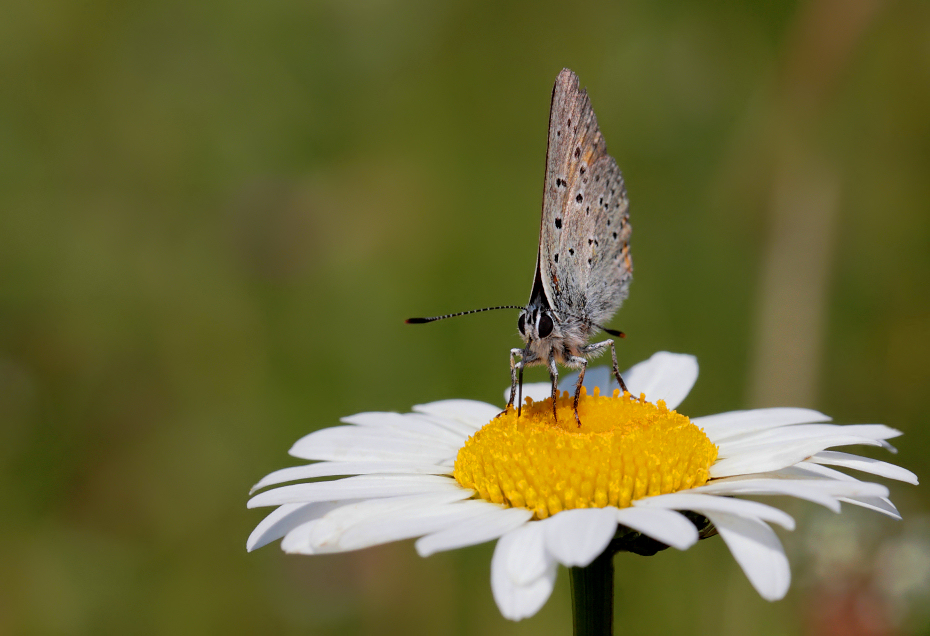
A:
[454, 387, 718, 519]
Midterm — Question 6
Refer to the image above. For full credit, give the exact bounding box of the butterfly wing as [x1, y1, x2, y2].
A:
[535, 69, 632, 327]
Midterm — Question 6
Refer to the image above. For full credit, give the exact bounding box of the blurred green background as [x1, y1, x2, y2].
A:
[2, 0, 929, 634]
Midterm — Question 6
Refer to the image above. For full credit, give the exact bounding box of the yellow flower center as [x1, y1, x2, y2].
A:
[453, 388, 718, 519]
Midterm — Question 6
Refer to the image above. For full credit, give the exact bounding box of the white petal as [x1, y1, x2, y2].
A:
[716, 433, 884, 460]
[283, 490, 473, 553]
[505, 382, 552, 404]
[289, 426, 458, 463]
[703, 510, 791, 601]
[711, 434, 889, 478]
[248, 474, 467, 508]
[694, 408, 830, 442]
[251, 461, 452, 492]
[634, 492, 795, 530]
[785, 463, 902, 519]
[337, 501, 494, 552]
[692, 478, 841, 511]
[542, 508, 619, 567]
[410, 413, 482, 441]
[412, 400, 500, 431]
[416, 505, 533, 557]
[281, 518, 327, 554]
[506, 520, 549, 586]
[718, 424, 902, 454]
[491, 525, 558, 621]
[614, 507, 699, 550]
[621, 352, 698, 410]
[340, 412, 467, 445]
[248, 501, 353, 551]
[839, 495, 902, 518]
[695, 476, 889, 512]
[808, 451, 918, 484]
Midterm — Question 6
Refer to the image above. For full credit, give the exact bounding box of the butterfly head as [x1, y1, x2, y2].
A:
[517, 306, 559, 346]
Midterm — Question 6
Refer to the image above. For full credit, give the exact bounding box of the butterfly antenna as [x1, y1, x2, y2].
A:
[406, 306, 525, 324]
[594, 322, 625, 338]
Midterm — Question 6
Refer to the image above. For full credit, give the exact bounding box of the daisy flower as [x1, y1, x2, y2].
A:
[247, 352, 916, 622]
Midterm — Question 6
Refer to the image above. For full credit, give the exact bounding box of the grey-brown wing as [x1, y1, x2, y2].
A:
[536, 69, 632, 326]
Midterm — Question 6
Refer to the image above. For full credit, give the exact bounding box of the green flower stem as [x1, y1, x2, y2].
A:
[568, 520, 709, 635]
[569, 545, 618, 636]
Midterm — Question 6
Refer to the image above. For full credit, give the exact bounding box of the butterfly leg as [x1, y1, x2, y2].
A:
[509, 348, 525, 416]
[606, 340, 629, 396]
[581, 340, 630, 396]
[546, 356, 560, 421]
[567, 355, 588, 427]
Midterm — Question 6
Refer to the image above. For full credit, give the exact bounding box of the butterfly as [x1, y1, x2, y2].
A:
[408, 69, 632, 426]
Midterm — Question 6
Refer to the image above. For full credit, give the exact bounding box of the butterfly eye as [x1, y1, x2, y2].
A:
[518, 314, 526, 335]
[538, 314, 554, 338]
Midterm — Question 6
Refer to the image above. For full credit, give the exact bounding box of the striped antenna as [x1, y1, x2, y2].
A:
[406, 306, 525, 324]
